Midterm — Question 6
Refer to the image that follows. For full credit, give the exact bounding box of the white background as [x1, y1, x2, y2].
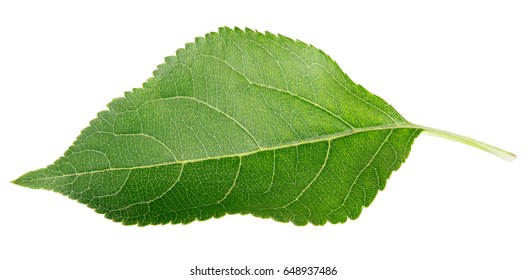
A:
[1, 1, 525, 279]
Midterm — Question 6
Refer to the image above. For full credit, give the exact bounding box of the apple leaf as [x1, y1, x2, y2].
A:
[13, 27, 515, 226]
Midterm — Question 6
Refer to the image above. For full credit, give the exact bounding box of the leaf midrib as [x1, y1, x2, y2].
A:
[22, 123, 422, 182]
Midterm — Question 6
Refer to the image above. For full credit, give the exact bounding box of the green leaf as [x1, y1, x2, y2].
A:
[12, 27, 515, 226]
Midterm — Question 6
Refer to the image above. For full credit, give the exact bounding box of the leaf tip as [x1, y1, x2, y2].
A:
[11, 175, 28, 188]
[10, 167, 56, 190]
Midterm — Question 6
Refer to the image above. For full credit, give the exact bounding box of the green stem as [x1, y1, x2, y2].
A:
[412, 124, 516, 161]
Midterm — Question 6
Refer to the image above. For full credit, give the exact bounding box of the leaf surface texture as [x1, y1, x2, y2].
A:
[15, 28, 424, 225]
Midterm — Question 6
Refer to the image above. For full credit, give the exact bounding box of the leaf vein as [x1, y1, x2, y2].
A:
[281, 140, 331, 208]
[330, 129, 394, 214]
